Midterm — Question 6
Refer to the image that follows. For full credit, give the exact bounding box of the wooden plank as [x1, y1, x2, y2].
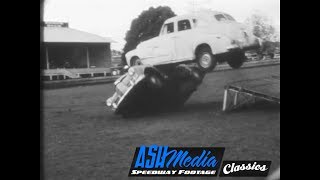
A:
[86, 47, 90, 68]
[228, 86, 280, 103]
[46, 47, 50, 69]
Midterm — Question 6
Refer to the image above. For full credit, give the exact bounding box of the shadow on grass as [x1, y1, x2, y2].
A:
[117, 101, 220, 119]
[230, 100, 280, 113]
[120, 99, 279, 119]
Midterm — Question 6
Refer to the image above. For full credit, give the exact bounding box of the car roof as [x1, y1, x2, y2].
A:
[163, 10, 228, 24]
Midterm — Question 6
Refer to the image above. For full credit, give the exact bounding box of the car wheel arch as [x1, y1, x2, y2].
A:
[144, 67, 165, 88]
[144, 67, 163, 78]
[130, 56, 141, 66]
[194, 43, 213, 57]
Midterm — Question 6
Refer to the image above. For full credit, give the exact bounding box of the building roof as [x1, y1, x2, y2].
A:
[43, 26, 115, 43]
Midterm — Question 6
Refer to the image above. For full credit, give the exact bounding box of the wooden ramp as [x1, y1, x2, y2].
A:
[222, 73, 280, 111]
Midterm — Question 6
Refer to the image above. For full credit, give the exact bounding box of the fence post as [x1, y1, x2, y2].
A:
[223, 88, 228, 111]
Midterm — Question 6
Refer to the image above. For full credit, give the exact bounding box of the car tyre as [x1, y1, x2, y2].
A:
[227, 51, 245, 69]
[196, 47, 217, 72]
[147, 74, 163, 89]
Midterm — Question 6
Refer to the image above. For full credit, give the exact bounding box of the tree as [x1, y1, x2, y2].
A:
[244, 12, 280, 57]
[244, 12, 278, 42]
[121, 6, 176, 65]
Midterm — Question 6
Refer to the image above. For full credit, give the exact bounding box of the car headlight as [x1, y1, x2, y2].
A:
[128, 67, 135, 76]
[106, 98, 112, 106]
[123, 65, 129, 71]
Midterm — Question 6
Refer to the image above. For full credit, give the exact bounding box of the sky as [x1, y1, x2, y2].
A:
[43, 0, 280, 51]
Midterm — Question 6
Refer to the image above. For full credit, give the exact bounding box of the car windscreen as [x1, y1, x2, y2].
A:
[224, 14, 236, 21]
[214, 14, 236, 21]
[214, 14, 227, 21]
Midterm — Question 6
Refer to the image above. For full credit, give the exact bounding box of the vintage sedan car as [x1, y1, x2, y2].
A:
[125, 10, 261, 71]
[106, 64, 205, 117]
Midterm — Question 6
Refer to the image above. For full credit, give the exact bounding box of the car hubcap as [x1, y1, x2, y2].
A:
[199, 53, 212, 68]
[149, 76, 162, 88]
[135, 59, 141, 65]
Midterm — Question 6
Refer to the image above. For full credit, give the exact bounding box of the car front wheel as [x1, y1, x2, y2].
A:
[196, 47, 217, 72]
[147, 74, 163, 89]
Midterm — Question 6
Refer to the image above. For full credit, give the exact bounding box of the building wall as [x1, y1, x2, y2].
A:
[42, 43, 111, 69]
[88, 44, 111, 68]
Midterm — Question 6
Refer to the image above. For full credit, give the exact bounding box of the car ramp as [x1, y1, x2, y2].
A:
[222, 74, 280, 111]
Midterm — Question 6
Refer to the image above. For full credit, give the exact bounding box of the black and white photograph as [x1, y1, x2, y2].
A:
[40, 0, 280, 179]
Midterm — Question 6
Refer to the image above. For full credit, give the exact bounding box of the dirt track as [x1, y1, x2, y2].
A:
[43, 64, 280, 180]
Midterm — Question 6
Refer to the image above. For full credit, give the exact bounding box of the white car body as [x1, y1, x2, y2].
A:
[125, 10, 261, 66]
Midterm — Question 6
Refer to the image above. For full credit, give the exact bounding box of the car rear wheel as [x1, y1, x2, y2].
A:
[196, 47, 217, 72]
[227, 51, 245, 69]
[130, 57, 142, 66]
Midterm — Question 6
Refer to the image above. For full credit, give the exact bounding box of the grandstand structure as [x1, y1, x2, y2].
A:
[41, 22, 117, 80]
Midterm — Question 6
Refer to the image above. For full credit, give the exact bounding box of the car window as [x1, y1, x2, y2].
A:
[178, 20, 191, 31]
[214, 14, 227, 21]
[192, 19, 197, 27]
[224, 14, 236, 21]
[163, 22, 174, 34]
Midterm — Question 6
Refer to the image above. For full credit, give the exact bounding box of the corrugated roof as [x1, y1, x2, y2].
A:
[43, 27, 115, 43]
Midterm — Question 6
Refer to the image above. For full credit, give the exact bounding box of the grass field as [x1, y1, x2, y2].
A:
[43, 64, 280, 180]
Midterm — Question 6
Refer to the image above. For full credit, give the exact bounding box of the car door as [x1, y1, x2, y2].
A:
[173, 19, 195, 61]
[144, 22, 176, 65]
[137, 40, 156, 60]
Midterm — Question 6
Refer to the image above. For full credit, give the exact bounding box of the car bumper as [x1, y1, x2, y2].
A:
[106, 72, 145, 111]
